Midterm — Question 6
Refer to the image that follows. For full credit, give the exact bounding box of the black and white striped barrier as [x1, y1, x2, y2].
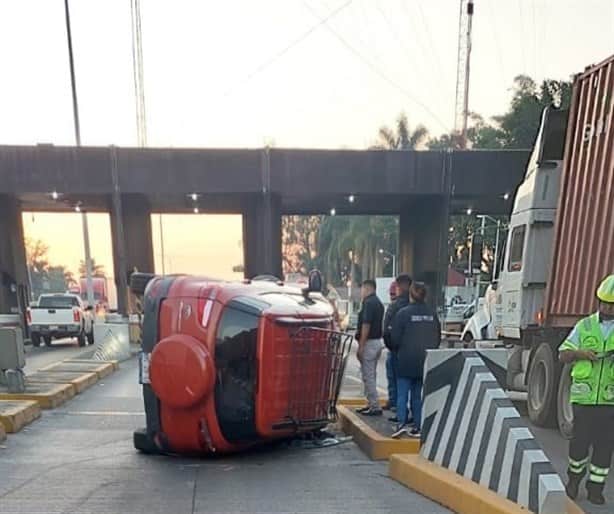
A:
[421, 349, 566, 514]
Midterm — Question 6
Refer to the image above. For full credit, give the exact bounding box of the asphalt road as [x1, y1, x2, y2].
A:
[0, 358, 451, 514]
[22, 338, 94, 375]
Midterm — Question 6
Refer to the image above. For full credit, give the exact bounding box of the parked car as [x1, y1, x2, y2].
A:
[28, 293, 94, 347]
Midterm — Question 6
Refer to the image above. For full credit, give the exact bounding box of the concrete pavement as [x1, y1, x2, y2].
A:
[0, 358, 451, 514]
[23, 339, 93, 376]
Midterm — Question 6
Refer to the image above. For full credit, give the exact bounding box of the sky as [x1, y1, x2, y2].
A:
[1, 0, 613, 148]
[23, 212, 244, 308]
[7, 1, 614, 296]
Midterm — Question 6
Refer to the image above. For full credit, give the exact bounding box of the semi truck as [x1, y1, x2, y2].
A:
[461, 54, 614, 437]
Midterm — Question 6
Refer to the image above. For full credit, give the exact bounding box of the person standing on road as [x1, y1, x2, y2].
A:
[355, 279, 385, 416]
[559, 275, 614, 506]
[383, 275, 412, 417]
[390, 282, 441, 438]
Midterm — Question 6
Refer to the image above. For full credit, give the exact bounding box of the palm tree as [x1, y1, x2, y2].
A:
[375, 113, 429, 150]
[79, 259, 106, 278]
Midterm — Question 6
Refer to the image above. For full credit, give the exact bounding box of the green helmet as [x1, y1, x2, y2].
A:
[597, 275, 614, 303]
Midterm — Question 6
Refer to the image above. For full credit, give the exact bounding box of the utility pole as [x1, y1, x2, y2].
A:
[454, 0, 475, 148]
[64, 0, 94, 308]
[131, 0, 147, 146]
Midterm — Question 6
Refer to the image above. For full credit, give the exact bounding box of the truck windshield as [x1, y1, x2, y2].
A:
[38, 296, 78, 309]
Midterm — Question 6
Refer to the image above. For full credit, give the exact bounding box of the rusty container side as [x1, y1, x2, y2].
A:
[546, 55, 614, 327]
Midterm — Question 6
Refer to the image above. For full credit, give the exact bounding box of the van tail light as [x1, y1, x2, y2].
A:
[197, 298, 213, 328]
[26, 308, 32, 324]
[73, 309, 81, 323]
[535, 309, 544, 326]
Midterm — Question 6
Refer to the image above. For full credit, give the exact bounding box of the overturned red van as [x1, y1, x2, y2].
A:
[131, 271, 351, 456]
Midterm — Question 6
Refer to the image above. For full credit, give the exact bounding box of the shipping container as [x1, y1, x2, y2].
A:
[546, 54, 614, 327]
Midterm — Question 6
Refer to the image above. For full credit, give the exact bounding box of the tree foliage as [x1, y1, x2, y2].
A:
[25, 238, 74, 299]
[78, 259, 106, 278]
[373, 113, 429, 150]
[429, 75, 572, 150]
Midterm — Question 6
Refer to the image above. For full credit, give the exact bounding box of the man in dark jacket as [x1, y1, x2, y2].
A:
[383, 274, 412, 412]
[390, 282, 441, 438]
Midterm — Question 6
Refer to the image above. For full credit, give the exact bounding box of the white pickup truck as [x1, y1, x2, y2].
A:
[28, 293, 94, 348]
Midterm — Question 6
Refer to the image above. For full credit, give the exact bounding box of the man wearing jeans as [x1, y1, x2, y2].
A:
[355, 279, 385, 416]
[390, 282, 441, 437]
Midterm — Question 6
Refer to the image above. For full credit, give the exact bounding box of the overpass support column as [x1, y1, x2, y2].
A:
[242, 194, 282, 279]
[399, 197, 449, 307]
[0, 195, 29, 314]
[110, 194, 154, 314]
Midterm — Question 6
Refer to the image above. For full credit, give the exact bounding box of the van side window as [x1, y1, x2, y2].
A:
[508, 225, 526, 272]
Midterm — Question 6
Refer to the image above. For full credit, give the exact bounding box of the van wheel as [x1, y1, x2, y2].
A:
[527, 343, 560, 428]
[31, 334, 41, 347]
[557, 364, 574, 439]
[44, 336, 53, 347]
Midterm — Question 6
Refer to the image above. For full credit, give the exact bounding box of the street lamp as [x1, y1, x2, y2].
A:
[379, 249, 396, 277]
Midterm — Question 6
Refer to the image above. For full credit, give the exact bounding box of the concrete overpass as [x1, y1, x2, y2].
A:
[0, 144, 529, 313]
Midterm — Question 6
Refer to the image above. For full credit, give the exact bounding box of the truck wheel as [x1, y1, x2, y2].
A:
[462, 331, 474, 349]
[527, 343, 560, 427]
[31, 334, 41, 347]
[44, 336, 53, 347]
[87, 330, 95, 345]
[557, 364, 574, 439]
[78, 331, 86, 347]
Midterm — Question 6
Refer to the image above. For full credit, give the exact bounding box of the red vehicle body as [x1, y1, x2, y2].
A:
[133, 273, 351, 456]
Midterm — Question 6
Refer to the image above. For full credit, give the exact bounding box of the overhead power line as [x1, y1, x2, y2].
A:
[224, 0, 354, 96]
[303, 1, 449, 131]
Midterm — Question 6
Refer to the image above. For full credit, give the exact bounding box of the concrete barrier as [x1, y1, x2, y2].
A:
[420, 349, 567, 514]
[0, 400, 41, 433]
[93, 321, 131, 362]
[0, 382, 75, 408]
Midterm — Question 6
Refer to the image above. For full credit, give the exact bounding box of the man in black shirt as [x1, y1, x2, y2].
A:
[383, 274, 412, 414]
[355, 279, 385, 416]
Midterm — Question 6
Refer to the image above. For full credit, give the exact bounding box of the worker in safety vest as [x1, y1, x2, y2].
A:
[559, 275, 614, 505]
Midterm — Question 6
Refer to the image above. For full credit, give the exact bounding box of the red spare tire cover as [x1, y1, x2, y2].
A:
[149, 334, 214, 408]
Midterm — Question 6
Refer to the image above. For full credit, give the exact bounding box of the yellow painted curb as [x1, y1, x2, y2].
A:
[27, 371, 98, 394]
[337, 405, 420, 460]
[0, 400, 41, 433]
[39, 361, 114, 379]
[0, 382, 75, 409]
[65, 359, 120, 371]
[338, 397, 388, 408]
[389, 454, 584, 514]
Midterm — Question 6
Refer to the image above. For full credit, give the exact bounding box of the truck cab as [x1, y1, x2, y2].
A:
[498, 107, 568, 340]
[462, 107, 568, 344]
